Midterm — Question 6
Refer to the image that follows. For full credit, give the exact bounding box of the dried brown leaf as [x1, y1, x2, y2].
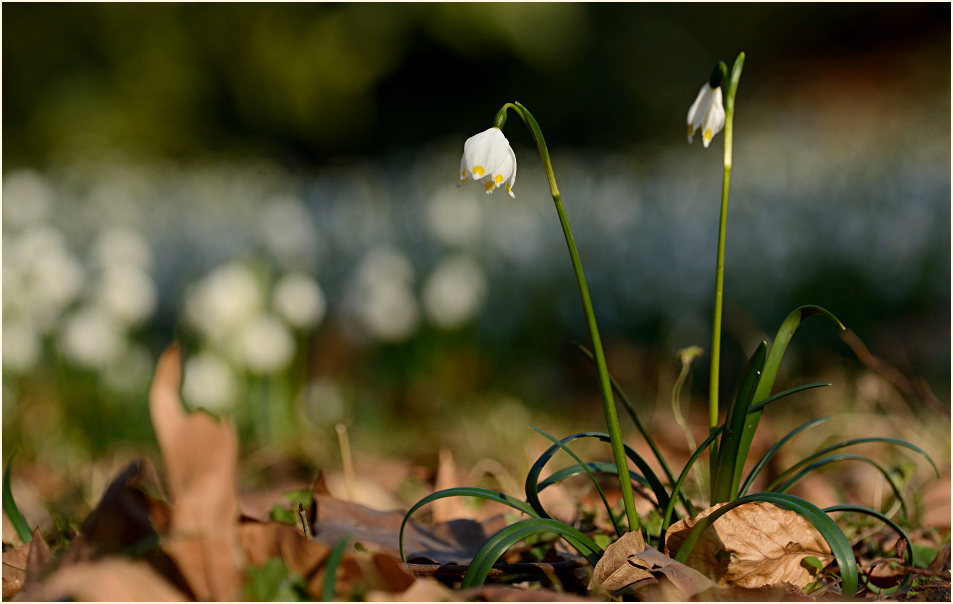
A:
[665, 501, 832, 589]
[313, 493, 507, 564]
[15, 557, 187, 602]
[366, 576, 456, 601]
[589, 530, 650, 592]
[2, 542, 28, 599]
[60, 460, 166, 565]
[149, 343, 244, 600]
[237, 520, 330, 578]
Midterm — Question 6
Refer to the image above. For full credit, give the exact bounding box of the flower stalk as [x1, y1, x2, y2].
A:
[707, 52, 745, 438]
[492, 102, 640, 532]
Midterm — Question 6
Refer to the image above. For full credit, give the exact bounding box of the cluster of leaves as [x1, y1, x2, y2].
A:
[401, 306, 941, 598]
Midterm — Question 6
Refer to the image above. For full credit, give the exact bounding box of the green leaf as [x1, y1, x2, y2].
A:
[524, 432, 671, 525]
[460, 518, 602, 588]
[3, 455, 33, 543]
[825, 504, 914, 594]
[772, 437, 939, 486]
[673, 493, 858, 600]
[710, 341, 766, 503]
[538, 461, 649, 491]
[772, 454, 909, 517]
[660, 382, 830, 538]
[738, 416, 833, 497]
[529, 426, 624, 537]
[399, 487, 538, 561]
[322, 536, 350, 602]
[244, 557, 308, 601]
[734, 306, 845, 491]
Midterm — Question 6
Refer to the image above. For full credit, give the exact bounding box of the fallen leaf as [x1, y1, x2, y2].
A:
[15, 557, 187, 601]
[59, 460, 167, 565]
[589, 530, 650, 592]
[367, 576, 456, 601]
[664, 501, 832, 589]
[149, 343, 244, 600]
[2, 542, 28, 599]
[313, 493, 507, 564]
[238, 519, 329, 578]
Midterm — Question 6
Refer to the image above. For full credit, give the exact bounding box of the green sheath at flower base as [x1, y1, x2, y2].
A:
[458, 103, 640, 533]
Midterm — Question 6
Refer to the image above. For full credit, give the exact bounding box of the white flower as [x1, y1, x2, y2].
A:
[273, 272, 326, 329]
[422, 254, 487, 329]
[182, 351, 238, 411]
[686, 84, 725, 148]
[458, 127, 517, 198]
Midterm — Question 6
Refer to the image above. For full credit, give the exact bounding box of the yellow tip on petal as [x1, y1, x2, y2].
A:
[472, 165, 485, 177]
[484, 181, 494, 192]
[704, 128, 712, 142]
[494, 174, 503, 184]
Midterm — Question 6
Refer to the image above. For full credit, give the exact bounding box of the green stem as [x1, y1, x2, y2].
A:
[706, 54, 745, 433]
[707, 52, 744, 501]
[501, 101, 639, 533]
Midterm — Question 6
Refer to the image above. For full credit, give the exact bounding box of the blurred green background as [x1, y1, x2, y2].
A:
[2, 3, 950, 501]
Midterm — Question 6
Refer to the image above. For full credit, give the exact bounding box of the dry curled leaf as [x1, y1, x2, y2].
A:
[589, 530, 650, 592]
[149, 343, 244, 600]
[665, 501, 832, 589]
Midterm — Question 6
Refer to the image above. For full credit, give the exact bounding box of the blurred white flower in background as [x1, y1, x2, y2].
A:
[346, 247, 419, 342]
[184, 262, 265, 345]
[425, 188, 484, 247]
[4, 225, 85, 332]
[257, 194, 320, 270]
[2, 170, 53, 228]
[58, 307, 126, 369]
[234, 313, 296, 374]
[182, 351, 238, 411]
[91, 226, 155, 270]
[273, 272, 326, 329]
[422, 254, 488, 329]
[94, 264, 158, 326]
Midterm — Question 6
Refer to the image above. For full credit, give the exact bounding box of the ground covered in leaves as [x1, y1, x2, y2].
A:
[3, 345, 950, 601]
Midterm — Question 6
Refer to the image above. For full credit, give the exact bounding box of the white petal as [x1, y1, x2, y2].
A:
[686, 85, 712, 134]
[701, 88, 725, 148]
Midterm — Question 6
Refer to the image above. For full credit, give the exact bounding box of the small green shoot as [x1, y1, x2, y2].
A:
[3, 455, 33, 543]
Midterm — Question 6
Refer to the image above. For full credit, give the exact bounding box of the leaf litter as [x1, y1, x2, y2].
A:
[2, 343, 949, 601]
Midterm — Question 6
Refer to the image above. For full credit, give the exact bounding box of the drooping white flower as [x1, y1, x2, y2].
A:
[458, 127, 517, 198]
[686, 84, 725, 148]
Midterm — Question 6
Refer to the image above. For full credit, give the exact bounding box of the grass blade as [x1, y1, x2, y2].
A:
[773, 437, 939, 485]
[538, 461, 649, 491]
[399, 487, 538, 560]
[525, 431, 671, 525]
[825, 504, 914, 594]
[3, 455, 32, 543]
[322, 536, 350, 601]
[530, 426, 624, 537]
[672, 492, 858, 600]
[735, 306, 845, 482]
[771, 454, 909, 517]
[737, 416, 833, 498]
[710, 341, 766, 503]
[460, 518, 602, 588]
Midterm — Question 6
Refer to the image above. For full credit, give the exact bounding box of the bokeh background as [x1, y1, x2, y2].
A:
[3, 4, 950, 518]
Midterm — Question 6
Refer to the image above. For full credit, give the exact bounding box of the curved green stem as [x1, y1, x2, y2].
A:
[499, 101, 639, 533]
